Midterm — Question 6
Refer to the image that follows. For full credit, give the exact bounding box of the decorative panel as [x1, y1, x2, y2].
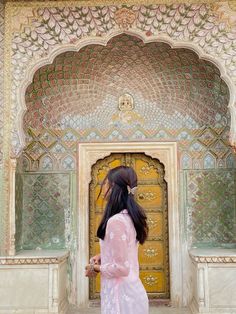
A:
[21, 173, 70, 249]
[186, 170, 236, 246]
[15, 172, 23, 251]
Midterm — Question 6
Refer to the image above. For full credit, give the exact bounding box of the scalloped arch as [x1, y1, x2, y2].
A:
[17, 30, 236, 154]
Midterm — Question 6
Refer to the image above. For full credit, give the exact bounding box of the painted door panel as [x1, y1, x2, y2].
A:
[89, 153, 169, 299]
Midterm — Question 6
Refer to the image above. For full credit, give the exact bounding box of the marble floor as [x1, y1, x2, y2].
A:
[67, 305, 191, 314]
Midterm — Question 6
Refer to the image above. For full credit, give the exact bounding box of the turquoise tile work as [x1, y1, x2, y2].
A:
[19, 173, 70, 250]
[186, 170, 236, 247]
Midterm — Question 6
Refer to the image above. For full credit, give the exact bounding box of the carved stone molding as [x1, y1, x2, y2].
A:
[0, 254, 69, 265]
[190, 255, 236, 264]
[189, 248, 236, 263]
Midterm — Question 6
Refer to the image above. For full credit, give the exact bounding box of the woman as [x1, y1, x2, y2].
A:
[85, 166, 149, 314]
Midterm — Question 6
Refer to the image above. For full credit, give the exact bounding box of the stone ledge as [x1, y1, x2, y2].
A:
[0, 249, 69, 265]
[189, 248, 236, 263]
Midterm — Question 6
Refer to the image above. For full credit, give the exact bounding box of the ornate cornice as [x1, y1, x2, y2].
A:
[0, 251, 69, 265]
[189, 252, 236, 263]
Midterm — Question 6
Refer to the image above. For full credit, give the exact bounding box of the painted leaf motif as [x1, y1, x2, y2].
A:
[199, 5, 207, 17]
[90, 20, 95, 29]
[165, 16, 172, 24]
[181, 18, 190, 26]
[43, 42, 49, 50]
[82, 7, 89, 14]
[204, 22, 214, 30]
[72, 21, 78, 31]
[68, 15, 74, 24]
[78, 19, 85, 26]
[167, 24, 173, 35]
[76, 28, 82, 37]
[55, 23, 61, 35]
[35, 27, 46, 34]
[211, 26, 218, 37]
[58, 21, 68, 28]
[197, 29, 208, 37]
[41, 33, 52, 40]
[63, 7, 70, 17]
[138, 14, 145, 23]
[48, 16, 56, 29]
[174, 11, 181, 22]
[219, 36, 228, 44]
[153, 18, 159, 28]
[170, 19, 176, 28]
[159, 5, 166, 13]
[42, 9, 50, 22]
[177, 25, 185, 32]
[156, 12, 163, 22]
[186, 9, 196, 18]
[188, 20, 196, 33]
[193, 14, 202, 26]
[140, 6, 147, 14]
[179, 4, 187, 15]
[149, 9, 157, 18]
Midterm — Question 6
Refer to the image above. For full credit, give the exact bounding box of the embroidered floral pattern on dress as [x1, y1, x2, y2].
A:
[124, 260, 130, 267]
[121, 234, 127, 241]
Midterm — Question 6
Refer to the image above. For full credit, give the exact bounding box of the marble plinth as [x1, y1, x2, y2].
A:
[189, 248, 236, 314]
[0, 250, 69, 314]
[67, 305, 191, 314]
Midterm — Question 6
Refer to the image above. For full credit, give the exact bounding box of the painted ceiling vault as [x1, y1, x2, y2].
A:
[24, 34, 229, 132]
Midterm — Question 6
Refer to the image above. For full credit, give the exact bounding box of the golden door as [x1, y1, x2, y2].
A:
[89, 153, 169, 299]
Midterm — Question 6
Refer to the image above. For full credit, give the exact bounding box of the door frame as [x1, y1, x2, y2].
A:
[77, 142, 180, 307]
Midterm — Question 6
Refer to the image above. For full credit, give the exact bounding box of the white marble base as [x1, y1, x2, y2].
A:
[189, 248, 236, 314]
[68, 305, 191, 314]
[0, 250, 69, 314]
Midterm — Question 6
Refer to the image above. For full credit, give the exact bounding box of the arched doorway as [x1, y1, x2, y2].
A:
[89, 153, 169, 300]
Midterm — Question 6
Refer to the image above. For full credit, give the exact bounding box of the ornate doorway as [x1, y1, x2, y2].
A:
[89, 153, 169, 300]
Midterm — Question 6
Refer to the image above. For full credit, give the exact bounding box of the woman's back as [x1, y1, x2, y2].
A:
[100, 210, 149, 314]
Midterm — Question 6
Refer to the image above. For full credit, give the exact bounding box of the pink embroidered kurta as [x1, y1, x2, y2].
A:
[100, 209, 149, 314]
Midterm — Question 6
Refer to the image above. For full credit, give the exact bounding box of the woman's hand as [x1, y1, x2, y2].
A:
[90, 254, 101, 265]
[85, 264, 100, 277]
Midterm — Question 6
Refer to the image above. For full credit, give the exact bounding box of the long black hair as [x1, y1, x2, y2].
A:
[97, 166, 148, 244]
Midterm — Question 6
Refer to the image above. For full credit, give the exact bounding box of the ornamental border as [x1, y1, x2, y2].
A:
[190, 254, 236, 263]
[0, 254, 69, 265]
[5, 0, 236, 8]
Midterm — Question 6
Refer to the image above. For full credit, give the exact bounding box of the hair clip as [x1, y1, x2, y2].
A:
[127, 185, 138, 195]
